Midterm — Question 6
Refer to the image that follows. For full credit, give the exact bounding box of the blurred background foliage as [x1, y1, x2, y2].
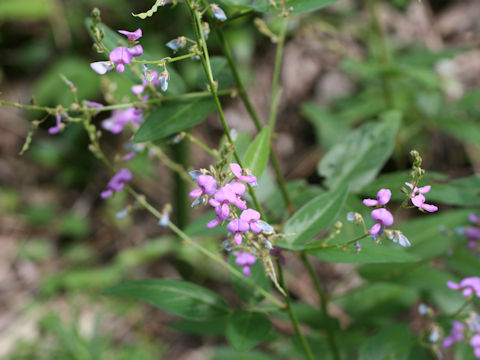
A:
[1, 0, 480, 358]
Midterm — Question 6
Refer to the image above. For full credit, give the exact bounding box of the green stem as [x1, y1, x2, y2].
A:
[305, 233, 370, 251]
[214, 26, 294, 214]
[183, 132, 221, 160]
[133, 52, 199, 65]
[268, 15, 288, 131]
[277, 260, 315, 360]
[149, 145, 193, 183]
[448, 296, 474, 320]
[300, 253, 340, 360]
[188, 2, 266, 219]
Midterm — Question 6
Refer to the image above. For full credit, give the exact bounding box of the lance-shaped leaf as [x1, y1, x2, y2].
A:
[277, 185, 349, 250]
[318, 111, 401, 192]
[226, 311, 271, 351]
[103, 279, 230, 321]
[134, 99, 216, 143]
[243, 126, 270, 178]
[132, 0, 167, 19]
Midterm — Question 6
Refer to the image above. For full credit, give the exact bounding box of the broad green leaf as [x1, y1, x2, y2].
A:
[318, 111, 400, 192]
[103, 279, 230, 320]
[278, 185, 349, 250]
[134, 99, 216, 142]
[229, 254, 270, 304]
[221, 0, 270, 13]
[243, 126, 270, 178]
[436, 116, 480, 148]
[287, 0, 338, 14]
[308, 241, 420, 263]
[226, 311, 271, 351]
[132, 0, 166, 19]
[0, 0, 52, 20]
[169, 318, 227, 336]
[359, 323, 414, 360]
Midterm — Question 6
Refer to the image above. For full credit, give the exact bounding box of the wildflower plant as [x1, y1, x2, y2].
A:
[2, 0, 480, 359]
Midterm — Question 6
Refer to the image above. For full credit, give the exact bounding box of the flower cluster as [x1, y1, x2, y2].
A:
[101, 107, 143, 134]
[189, 163, 276, 276]
[447, 277, 480, 298]
[405, 182, 438, 212]
[363, 189, 394, 236]
[90, 28, 143, 74]
[443, 316, 480, 359]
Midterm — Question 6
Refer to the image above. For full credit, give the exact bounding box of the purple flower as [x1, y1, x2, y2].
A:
[233, 252, 256, 276]
[101, 168, 132, 198]
[118, 29, 142, 43]
[131, 70, 162, 95]
[363, 189, 391, 207]
[48, 113, 64, 134]
[369, 208, 394, 235]
[128, 44, 143, 57]
[225, 182, 247, 210]
[447, 277, 480, 298]
[211, 4, 227, 21]
[466, 227, 480, 248]
[443, 321, 465, 347]
[83, 100, 104, 115]
[405, 182, 438, 212]
[122, 152, 136, 161]
[166, 37, 186, 51]
[189, 175, 217, 198]
[240, 209, 261, 233]
[90, 61, 114, 75]
[109, 47, 133, 73]
[102, 107, 143, 134]
[227, 218, 249, 245]
[470, 214, 480, 224]
[230, 163, 257, 184]
[206, 205, 229, 228]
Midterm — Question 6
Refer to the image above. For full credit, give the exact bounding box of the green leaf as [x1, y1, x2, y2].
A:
[0, 0, 52, 20]
[103, 279, 230, 320]
[278, 185, 349, 250]
[243, 126, 270, 178]
[132, 0, 166, 19]
[287, 0, 338, 14]
[359, 323, 414, 360]
[169, 318, 227, 336]
[212, 347, 275, 360]
[226, 311, 271, 351]
[134, 99, 216, 142]
[308, 241, 420, 263]
[318, 111, 400, 192]
[229, 254, 270, 304]
[436, 116, 480, 148]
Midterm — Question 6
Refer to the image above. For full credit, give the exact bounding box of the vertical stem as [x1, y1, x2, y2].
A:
[214, 27, 294, 215]
[188, 2, 266, 219]
[301, 253, 340, 360]
[172, 140, 189, 229]
[277, 260, 315, 360]
[268, 15, 288, 131]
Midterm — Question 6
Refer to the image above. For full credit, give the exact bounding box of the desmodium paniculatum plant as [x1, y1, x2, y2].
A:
[2, 0, 480, 358]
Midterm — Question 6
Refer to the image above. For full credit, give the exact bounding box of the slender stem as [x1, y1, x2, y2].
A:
[188, 2, 265, 219]
[214, 27, 294, 214]
[132, 52, 199, 65]
[221, 9, 254, 25]
[268, 15, 288, 131]
[149, 145, 193, 183]
[276, 260, 314, 360]
[448, 296, 474, 320]
[183, 132, 221, 160]
[305, 233, 370, 251]
[300, 253, 340, 360]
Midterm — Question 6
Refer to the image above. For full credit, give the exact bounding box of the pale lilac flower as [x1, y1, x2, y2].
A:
[466, 227, 480, 249]
[230, 163, 257, 184]
[211, 4, 227, 21]
[102, 108, 143, 134]
[166, 37, 186, 51]
[227, 219, 249, 245]
[189, 170, 202, 181]
[388, 231, 411, 247]
[240, 209, 261, 233]
[48, 113, 64, 134]
[447, 277, 480, 298]
[257, 220, 274, 234]
[118, 28, 142, 43]
[233, 252, 256, 276]
[363, 189, 391, 207]
[369, 208, 394, 235]
[128, 44, 143, 57]
[116, 209, 129, 219]
[101, 168, 132, 199]
[189, 175, 217, 198]
[443, 321, 465, 347]
[90, 61, 114, 75]
[109, 47, 133, 73]
[405, 182, 438, 212]
[131, 70, 161, 96]
[83, 100, 104, 115]
[470, 214, 480, 224]
[122, 152, 136, 161]
[159, 70, 169, 92]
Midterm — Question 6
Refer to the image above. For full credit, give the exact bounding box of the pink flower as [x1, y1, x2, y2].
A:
[363, 188, 391, 207]
[447, 277, 480, 298]
[189, 175, 217, 198]
[405, 182, 438, 212]
[240, 209, 261, 233]
[101, 168, 132, 198]
[369, 208, 394, 235]
[443, 321, 465, 347]
[118, 29, 142, 43]
[109, 46, 143, 73]
[48, 113, 65, 134]
[233, 252, 256, 276]
[102, 108, 143, 134]
[227, 219, 249, 245]
[230, 163, 257, 184]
